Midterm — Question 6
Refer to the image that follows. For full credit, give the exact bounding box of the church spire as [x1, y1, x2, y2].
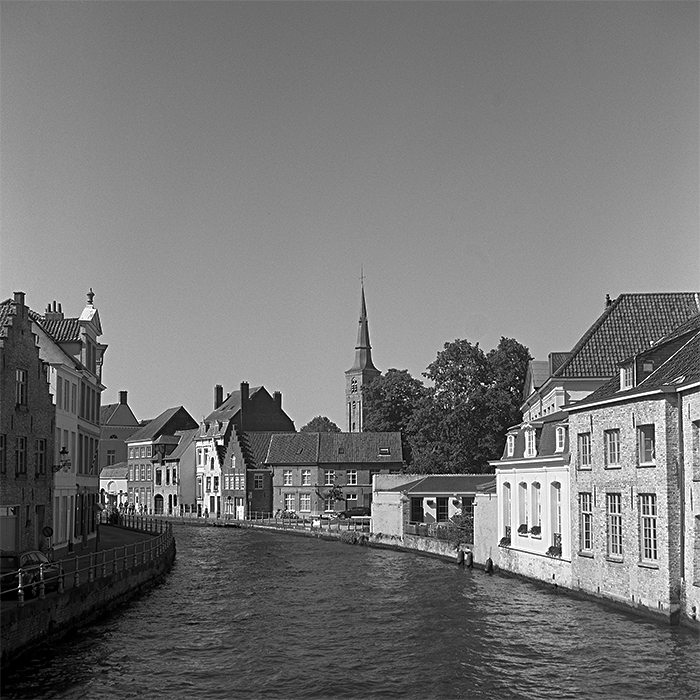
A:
[345, 274, 380, 432]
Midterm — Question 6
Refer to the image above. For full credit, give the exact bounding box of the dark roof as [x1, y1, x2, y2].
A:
[127, 406, 196, 442]
[165, 429, 198, 461]
[554, 293, 700, 379]
[243, 432, 283, 469]
[575, 327, 700, 406]
[266, 432, 403, 465]
[387, 474, 495, 495]
[35, 317, 83, 343]
[499, 410, 569, 462]
[101, 403, 120, 425]
[205, 386, 262, 423]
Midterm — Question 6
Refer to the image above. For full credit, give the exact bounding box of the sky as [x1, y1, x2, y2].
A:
[2, 1, 698, 430]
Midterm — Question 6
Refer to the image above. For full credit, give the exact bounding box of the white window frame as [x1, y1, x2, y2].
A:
[284, 493, 295, 511]
[506, 434, 515, 457]
[283, 470, 293, 486]
[555, 427, 566, 453]
[639, 494, 658, 562]
[324, 470, 335, 486]
[524, 429, 536, 458]
[347, 470, 358, 486]
[637, 425, 655, 466]
[299, 493, 311, 512]
[578, 433, 592, 469]
[606, 493, 623, 558]
[604, 429, 620, 467]
[580, 492, 592, 552]
[301, 469, 311, 486]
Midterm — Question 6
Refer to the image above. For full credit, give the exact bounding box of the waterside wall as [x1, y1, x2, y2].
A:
[1, 529, 175, 667]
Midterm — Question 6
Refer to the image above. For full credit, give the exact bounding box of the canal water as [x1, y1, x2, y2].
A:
[2, 524, 699, 699]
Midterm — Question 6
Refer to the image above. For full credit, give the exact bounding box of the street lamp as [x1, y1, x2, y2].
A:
[52, 447, 71, 473]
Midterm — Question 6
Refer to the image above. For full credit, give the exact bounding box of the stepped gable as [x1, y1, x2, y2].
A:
[554, 293, 700, 379]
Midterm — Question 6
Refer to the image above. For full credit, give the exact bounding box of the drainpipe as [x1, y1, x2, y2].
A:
[677, 390, 685, 597]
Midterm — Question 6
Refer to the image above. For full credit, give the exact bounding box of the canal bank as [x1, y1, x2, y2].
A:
[0, 521, 175, 668]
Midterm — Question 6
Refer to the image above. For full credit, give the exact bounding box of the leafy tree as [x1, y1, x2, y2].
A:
[363, 369, 427, 466]
[409, 337, 531, 474]
[300, 416, 341, 433]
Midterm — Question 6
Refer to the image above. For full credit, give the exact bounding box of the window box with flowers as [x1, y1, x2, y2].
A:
[546, 545, 562, 558]
[517, 523, 529, 536]
[499, 525, 511, 547]
[529, 525, 541, 538]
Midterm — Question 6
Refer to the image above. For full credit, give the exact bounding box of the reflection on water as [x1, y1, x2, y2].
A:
[3, 524, 699, 700]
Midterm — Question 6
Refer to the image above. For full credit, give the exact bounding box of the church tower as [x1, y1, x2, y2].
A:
[345, 280, 380, 432]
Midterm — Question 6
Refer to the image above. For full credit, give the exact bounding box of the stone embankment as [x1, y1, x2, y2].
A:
[0, 520, 175, 668]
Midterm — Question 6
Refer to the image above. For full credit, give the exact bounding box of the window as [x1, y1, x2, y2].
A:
[172, 467, 177, 483]
[129, 447, 134, 459]
[56, 376, 63, 407]
[197, 477, 203, 499]
[555, 426, 567, 453]
[16, 369, 28, 406]
[129, 465, 133, 481]
[518, 482, 528, 532]
[324, 497, 335, 512]
[324, 470, 335, 486]
[253, 474, 263, 489]
[213, 476, 219, 492]
[107, 449, 116, 466]
[206, 477, 211, 492]
[530, 482, 541, 531]
[578, 433, 592, 469]
[604, 430, 620, 467]
[637, 425, 655, 465]
[524, 429, 536, 458]
[35, 439, 46, 476]
[346, 493, 358, 506]
[378, 447, 390, 456]
[63, 381, 69, 411]
[579, 493, 593, 552]
[693, 421, 700, 481]
[284, 493, 295, 511]
[15, 436, 27, 475]
[502, 483, 511, 538]
[506, 434, 515, 457]
[606, 493, 623, 558]
[299, 494, 311, 511]
[146, 465, 151, 480]
[146, 446, 152, 458]
[0, 434, 6, 474]
[350, 378, 358, 393]
[551, 482, 562, 546]
[436, 497, 449, 522]
[301, 469, 311, 486]
[283, 470, 293, 486]
[71, 383, 77, 413]
[347, 470, 357, 486]
[140, 446, 146, 458]
[639, 494, 658, 562]
[140, 465, 146, 480]
[621, 365, 634, 390]
[410, 497, 424, 523]
[155, 469, 162, 486]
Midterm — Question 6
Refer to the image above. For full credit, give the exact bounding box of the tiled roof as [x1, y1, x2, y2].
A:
[498, 411, 569, 462]
[0, 298, 16, 328]
[36, 317, 83, 343]
[242, 432, 286, 469]
[578, 327, 700, 405]
[101, 403, 120, 425]
[100, 462, 128, 479]
[554, 293, 700, 378]
[127, 407, 194, 442]
[387, 474, 495, 494]
[204, 386, 263, 423]
[266, 432, 403, 465]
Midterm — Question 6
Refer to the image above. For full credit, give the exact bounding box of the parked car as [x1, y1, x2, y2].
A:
[340, 506, 371, 519]
[0, 550, 61, 598]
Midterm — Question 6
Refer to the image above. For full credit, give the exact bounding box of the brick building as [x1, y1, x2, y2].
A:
[267, 431, 403, 516]
[0, 292, 55, 552]
[99, 390, 141, 471]
[568, 313, 700, 626]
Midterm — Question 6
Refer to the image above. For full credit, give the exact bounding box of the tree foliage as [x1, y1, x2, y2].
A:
[362, 369, 428, 465]
[300, 415, 341, 433]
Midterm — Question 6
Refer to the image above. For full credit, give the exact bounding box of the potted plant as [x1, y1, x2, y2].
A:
[499, 535, 511, 547]
[529, 525, 541, 537]
[546, 545, 562, 558]
[517, 523, 528, 536]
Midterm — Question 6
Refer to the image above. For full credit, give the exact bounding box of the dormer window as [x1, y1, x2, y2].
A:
[620, 365, 634, 390]
[506, 434, 515, 457]
[555, 426, 567, 453]
[379, 447, 390, 456]
[524, 428, 537, 458]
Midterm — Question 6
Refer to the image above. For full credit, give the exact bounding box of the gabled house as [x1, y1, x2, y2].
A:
[266, 432, 403, 516]
[196, 382, 295, 517]
[99, 461, 129, 510]
[522, 293, 700, 421]
[567, 314, 700, 626]
[99, 390, 140, 471]
[0, 293, 55, 553]
[159, 428, 198, 516]
[126, 406, 197, 514]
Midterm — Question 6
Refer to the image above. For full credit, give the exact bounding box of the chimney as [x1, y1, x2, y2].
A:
[240, 381, 249, 403]
[119, 391, 128, 405]
[44, 300, 65, 321]
[214, 384, 224, 410]
[12, 292, 25, 319]
[605, 294, 612, 308]
[273, 391, 282, 409]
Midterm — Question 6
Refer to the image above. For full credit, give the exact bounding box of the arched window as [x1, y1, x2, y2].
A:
[531, 482, 541, 531]
[518, 482, 528, 532]
[502, 482, 511, 538]
[550, 482, 562, 548]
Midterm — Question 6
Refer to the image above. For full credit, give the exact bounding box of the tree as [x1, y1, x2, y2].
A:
[300, 416, 341, 433]
[408, 337, 531, 474]
[363, 369, 427, 466]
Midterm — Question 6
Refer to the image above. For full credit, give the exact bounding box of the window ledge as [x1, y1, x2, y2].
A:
[605, 556, 624, 563]
[637, 463, 656, 468]
[604, 465, 621, 470]
[638, 561, 659, 570]
[577, 466, 592, 471]
[578, 551, 594, 559]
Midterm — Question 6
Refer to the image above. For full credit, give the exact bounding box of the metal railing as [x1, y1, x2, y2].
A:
[2, 518, 173, 606]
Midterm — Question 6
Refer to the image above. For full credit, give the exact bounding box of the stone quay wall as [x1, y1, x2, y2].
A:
[1, 525, 175, 668]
